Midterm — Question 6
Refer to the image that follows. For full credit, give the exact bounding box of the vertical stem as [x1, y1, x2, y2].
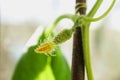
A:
[72, 0, 86, 80]
[72, 27, 84, 80]
[82, 26, 94, 80]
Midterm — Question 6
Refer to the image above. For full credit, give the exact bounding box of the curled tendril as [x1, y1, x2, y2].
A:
[75, 2, 87, 14]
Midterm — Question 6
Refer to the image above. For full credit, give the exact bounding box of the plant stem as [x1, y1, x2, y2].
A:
[72, 0, 86, 80]
[72, 27, 84, 80]
[81, 26, 94, 80]
[87, 0, 103, 17]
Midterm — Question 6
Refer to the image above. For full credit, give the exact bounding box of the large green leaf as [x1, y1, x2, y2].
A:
[12, 30, 48, 80]
[12, 27, 71, 80]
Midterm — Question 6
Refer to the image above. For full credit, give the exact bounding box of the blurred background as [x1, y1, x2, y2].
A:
[0, 0, 120, 80]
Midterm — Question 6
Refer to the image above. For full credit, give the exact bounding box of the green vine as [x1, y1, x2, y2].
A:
[35, 0, 116, 80]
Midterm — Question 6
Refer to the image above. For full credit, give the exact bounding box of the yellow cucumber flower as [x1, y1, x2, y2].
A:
[35, 41, 56, 54]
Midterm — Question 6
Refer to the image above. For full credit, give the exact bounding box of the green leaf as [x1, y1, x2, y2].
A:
[12, 28, 48, 80]
[12, 27, 71, 80]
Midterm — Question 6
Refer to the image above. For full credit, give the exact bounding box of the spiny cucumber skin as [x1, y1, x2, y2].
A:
[53, 29, 73, 44]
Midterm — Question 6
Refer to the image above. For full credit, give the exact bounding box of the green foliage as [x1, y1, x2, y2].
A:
[12, 30, 71, 80]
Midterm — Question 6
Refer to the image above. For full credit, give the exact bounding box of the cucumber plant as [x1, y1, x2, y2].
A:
[12, 0, 116, 80]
